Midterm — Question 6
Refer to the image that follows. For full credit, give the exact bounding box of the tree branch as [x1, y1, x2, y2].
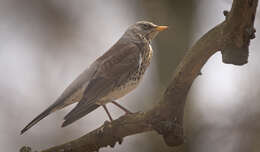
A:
[20, 0, 258, 151]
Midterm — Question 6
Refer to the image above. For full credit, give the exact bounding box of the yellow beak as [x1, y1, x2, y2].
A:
[155, 26, 168, 31]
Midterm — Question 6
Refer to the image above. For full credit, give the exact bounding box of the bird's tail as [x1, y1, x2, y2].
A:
[20, 103, 60, 135]
[62, 103, 100, 127]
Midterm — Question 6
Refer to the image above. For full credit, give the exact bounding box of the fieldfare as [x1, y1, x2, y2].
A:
[21, 21, 168, 134]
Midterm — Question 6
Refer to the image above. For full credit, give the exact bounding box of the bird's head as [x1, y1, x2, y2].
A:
[126, 21, 168, 42]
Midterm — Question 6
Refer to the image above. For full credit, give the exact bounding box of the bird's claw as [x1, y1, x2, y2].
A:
[97, 120, 112, 136]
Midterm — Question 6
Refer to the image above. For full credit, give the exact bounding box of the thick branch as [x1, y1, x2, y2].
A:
[21, 0, 258, 152]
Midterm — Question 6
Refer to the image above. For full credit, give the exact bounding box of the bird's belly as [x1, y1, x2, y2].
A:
[99, 79, 140, 104]
[98, 45, 152, 105]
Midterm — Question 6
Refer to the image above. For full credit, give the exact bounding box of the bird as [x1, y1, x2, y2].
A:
[21, 21, 168, 134]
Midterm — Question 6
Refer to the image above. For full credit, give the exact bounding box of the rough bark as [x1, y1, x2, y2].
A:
[20, 0, 258, 151]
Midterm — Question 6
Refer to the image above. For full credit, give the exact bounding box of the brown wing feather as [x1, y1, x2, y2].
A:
[62, 41, 141, 127]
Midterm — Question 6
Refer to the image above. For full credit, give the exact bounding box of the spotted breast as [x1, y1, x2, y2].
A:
[99, 42, 153, 103]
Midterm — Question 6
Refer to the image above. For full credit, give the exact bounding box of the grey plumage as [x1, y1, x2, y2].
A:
[21, 21, 167, 134]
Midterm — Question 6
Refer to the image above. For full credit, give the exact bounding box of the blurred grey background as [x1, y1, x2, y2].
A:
[0, 0, 260, 152]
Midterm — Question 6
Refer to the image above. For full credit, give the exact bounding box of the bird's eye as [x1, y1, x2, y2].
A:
[142, 24, 150, 30]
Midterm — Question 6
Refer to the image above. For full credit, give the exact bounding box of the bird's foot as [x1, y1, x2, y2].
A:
[97, 120, 112, 137]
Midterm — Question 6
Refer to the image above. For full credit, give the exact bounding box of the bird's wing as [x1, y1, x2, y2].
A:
[62, 40, 141, 127]
[21, 61, 99, 134]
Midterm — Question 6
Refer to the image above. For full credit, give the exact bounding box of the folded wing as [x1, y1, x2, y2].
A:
[62, 40, 141, 127]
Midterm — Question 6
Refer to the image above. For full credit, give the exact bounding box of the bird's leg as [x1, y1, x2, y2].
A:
[111, 101, 133, 114]
[102, 105, 113, 121]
